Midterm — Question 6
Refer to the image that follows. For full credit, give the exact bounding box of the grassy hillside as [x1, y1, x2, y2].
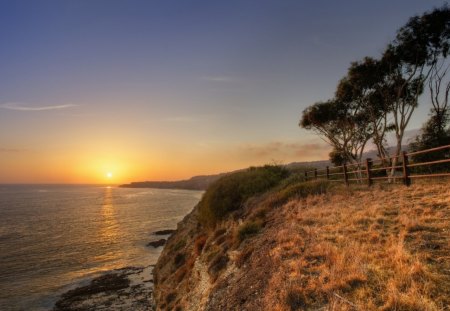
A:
[260, 182, 450, 310]
[153, 167, 450, 310]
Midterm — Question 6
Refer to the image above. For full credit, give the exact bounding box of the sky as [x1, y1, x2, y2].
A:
[0, 0, 447, 184]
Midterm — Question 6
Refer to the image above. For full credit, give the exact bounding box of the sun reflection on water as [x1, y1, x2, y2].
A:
[99, 187, 120, 248]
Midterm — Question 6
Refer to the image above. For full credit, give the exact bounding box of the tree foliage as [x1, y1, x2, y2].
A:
[300, 5, 450, 171]
[410, 59, 450, 168]
[381, 6, 450, 175]
[336, 58, 393, 164]
[300, 97, 371, 165]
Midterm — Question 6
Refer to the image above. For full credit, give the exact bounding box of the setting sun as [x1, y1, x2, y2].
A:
[106, 172, 113, 178]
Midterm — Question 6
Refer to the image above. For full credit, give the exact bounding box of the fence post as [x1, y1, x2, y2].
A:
[343, 164, 349, 186]
[365, 158, 373, 186]
[314, 168, 318, 179]
[402, 151, 411, 186]
[326, 166, 330, 180]
[304, 171, 308, 181]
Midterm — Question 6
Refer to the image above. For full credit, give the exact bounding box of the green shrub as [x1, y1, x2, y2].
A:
[237, 220, 263, 241]
[252, 207, 268, 220]
[286, 289, 306, 310]
[236, 247, 254, 267]
[198, 165, 289, 227]
[277, 172, 307, 188]
[194, 235, 208, 255]
[174, 253, 185, 268]
[272, 180, 330, 206]
[172, 239, 186, 252]
[165, 292, 177, 304]
[208, 253, 229, 280]
[205, 245, 221, 263]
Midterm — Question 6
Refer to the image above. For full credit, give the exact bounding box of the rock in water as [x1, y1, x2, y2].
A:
[147, 239, 167, 248]
[152, 229, 175, 235]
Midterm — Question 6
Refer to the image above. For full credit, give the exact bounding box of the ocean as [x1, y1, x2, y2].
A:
[0, 185, 203, 311]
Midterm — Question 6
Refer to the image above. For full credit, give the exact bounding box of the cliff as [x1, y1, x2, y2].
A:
[153, 168, 450, 310]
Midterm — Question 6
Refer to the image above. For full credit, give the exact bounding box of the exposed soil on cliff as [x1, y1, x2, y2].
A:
[154, 182, 450, 310]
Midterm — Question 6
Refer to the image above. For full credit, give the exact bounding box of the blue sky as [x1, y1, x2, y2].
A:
[0, 0, 446, 182]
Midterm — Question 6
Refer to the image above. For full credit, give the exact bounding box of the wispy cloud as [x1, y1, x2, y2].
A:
[201, 75, 236, 83]
[238, 141, 330, 161]
[0, 148, 27, 153]
[0, 102, 77, 111]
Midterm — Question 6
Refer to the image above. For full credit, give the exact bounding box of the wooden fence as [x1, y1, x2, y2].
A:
[303, 144, 450, 186]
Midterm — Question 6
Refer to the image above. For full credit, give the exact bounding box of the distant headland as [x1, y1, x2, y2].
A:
[119, 159, 331, 190]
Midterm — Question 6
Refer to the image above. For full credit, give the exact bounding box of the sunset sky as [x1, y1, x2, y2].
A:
[0, 0, 446, 184]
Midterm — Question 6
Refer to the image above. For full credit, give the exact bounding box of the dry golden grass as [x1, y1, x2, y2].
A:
[263, 183, 450, 310]
[154, 181, 450, 311]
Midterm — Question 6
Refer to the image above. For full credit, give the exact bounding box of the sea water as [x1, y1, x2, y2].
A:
[0, 185, 202, 311]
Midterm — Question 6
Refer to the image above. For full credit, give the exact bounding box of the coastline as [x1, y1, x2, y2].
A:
[51, 228, 178, 310]
[23, 186, 204, 311]
[52, 265, 155, 310]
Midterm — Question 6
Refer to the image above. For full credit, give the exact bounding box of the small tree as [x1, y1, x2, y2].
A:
[382, 5, 450, 177]
[300, 98, 371, 165]
[409, 119, 450, 173]
[428, 59, 450, 137]
[410, 59, 450, 171]
[328, 148, 347, 166]
[336, 57, 393, 166]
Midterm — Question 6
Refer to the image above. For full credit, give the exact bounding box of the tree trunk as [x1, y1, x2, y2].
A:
[390, 135, 403, 181]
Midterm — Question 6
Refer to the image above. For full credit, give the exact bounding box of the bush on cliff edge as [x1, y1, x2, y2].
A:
[198, 165, 289, 227]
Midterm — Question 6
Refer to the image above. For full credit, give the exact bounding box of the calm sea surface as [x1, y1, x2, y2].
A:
[0, 185, 202, 311]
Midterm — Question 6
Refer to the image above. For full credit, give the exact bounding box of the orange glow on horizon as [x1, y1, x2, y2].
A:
[0, 137, 330, 184]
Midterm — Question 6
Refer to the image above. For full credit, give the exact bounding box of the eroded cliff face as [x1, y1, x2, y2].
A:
[153, 204, 211, 310]
[153, 184, 450, 311]
[153, 192, 278, 311]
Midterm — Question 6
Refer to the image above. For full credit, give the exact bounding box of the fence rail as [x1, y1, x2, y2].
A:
[303, 144, 450, 186]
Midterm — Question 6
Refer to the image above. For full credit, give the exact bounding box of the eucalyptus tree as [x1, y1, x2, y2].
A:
[300, 96, 372, 166]
[336, 57, 393, 166]
[300, 59, 387, 167]
[381, 5, 450, 176]
[299, 6, 450, 175]
[410, 60, 450, 165]
[428, 59, 450, 137]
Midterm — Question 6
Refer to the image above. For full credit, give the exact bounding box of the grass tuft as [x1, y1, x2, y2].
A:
[237, 220, 263, 242]
[285, 288, 307, 311]
[173, 253, 185, 268]
[208, 253, 229, 281]
[270, 179, 331, 206]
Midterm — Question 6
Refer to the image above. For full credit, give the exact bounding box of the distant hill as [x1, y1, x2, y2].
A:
[119, 147, 410, 190]
[119, 173, 228, 190]
[285, 159, 331, 170]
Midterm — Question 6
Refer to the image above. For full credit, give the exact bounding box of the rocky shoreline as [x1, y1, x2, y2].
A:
[53, 265, 155, 311]
[52, 229, 176, 310]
